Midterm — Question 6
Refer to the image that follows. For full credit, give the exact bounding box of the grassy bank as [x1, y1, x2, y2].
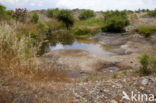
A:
[133, 26, 156, 37]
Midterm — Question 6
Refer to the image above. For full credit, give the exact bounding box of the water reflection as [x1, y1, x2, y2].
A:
[50, 41, 113, 58]
[38, 35, 119, 58]
[38, 33, 74, 55]
[37, 31, 120, 57]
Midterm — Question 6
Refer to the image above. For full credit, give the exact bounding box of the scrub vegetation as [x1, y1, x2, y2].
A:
[0, 3, 156, 103]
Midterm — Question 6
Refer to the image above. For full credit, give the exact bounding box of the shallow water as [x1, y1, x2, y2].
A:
[104, 67, 119, 72]
[38, 36, 119, 58]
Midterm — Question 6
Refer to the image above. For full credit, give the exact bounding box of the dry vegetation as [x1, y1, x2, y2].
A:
[0, 22, 72, 103]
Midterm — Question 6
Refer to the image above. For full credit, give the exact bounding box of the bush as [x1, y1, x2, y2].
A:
[138, 53, 156, 75]
[147, 10, 156, 17]
[74, 28, 91, 36]
[73, 18, 103, 36]
[56, 9, 74, 29]
[102, 11, 129, 32]
[139, 53, 151, 75]
[38, 21, 49, 35]
[0, 4, 13, 20]
[103, 10, 128, 20]
[31, 12, 39, 23]
[5, 10, 14, 19]
[13, 8, 28, 22]
[0, 4, 6, 19]
[79, 10, 95, 20]
[46, 8, 59, 18]
[134, 26, 156, 37]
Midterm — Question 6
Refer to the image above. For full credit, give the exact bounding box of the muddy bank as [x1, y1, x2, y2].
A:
[38, 49, 120, 72]
[91, 32, 156, 69]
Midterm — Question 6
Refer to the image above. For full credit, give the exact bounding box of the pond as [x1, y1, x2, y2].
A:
[38, 34, 119, 58]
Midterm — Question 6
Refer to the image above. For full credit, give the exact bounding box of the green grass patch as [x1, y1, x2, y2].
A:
[134, 26, 156, 37]
[72, 18, 103, 37]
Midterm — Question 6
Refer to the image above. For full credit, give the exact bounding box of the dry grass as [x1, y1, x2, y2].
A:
[16, 23, 38, 36]
[0, 22, 71, 103]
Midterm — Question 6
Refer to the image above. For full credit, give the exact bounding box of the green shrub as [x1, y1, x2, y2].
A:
[46, 19, 65, 31]
[139, 52, 151, 75]
[0, 4, 13, 20]
[138, 53, 156, 75]
[73, 18, 103, 36]
[5, 10, 14, 19]
[31, 12, 39, 23]
[102, 11, 129, 32]
[46, 8, 59, 18]
[0, 4, 6, 19]
[76, 17, 102, 25]
[147, 10, 156, 17]
[38, 21, 49, 34]
[74, 28, 91, 36]
[103, 10, 128, 20]
[56, 9, 74, 29]
[134, 26, 156, 37]
[79, 10, 95, 20]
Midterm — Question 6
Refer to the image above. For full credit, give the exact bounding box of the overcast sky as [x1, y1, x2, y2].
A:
[0, 0, 156, 11]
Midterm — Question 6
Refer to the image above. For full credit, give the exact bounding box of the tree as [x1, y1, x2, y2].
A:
[56, 9, 74, 30]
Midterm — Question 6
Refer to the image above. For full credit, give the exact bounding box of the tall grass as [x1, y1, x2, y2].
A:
[0, 22, 69, 81]
[0, 22, 71, 103]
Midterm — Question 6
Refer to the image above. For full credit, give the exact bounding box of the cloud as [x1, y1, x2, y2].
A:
[57, 0, 156, 11]
[30, 2, 35, 6]
[0, 0, 155, 10]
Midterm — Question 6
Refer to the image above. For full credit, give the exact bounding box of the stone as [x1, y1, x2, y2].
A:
[141, 79, 149, 86]
[110, 100, 118, 103]
[140, 86, 145, 91]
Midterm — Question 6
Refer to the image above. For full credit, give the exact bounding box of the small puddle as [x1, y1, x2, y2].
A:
[38, 35, 119, 58]
[104, 67, 119, 72]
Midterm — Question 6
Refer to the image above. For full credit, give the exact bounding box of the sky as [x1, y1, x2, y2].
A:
[0, 0, 156, 11]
